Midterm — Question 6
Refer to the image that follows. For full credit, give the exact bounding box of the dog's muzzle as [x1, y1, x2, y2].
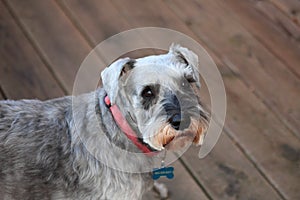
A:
[149, 92, 207, 151]
[163, 92, 191, 131]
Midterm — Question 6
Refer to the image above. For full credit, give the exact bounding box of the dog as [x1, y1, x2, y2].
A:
[0, 44, 208, 200]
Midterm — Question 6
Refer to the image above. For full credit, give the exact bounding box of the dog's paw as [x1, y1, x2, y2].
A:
[153, 181, 168, 199]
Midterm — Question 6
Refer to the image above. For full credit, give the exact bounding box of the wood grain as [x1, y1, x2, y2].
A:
[0, 91, 4, 100]
[166, 0, 300, 139]
[0, 1, 64, 100]
[165, 0, 300, 198]
[182, 134, 281, 200]
[225, 0, 300, 78]
[269, 0, 300, 26]
[6, 0, 103, 94]
[223, 75, 300, 199]
[255, 0, 300, 41]
[143, 160, 209, 200]
[58, 0, 161, 60]
[253, 0, 300, 37]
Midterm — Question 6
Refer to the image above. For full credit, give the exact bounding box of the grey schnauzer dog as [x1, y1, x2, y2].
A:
[0, 44, 208, 200]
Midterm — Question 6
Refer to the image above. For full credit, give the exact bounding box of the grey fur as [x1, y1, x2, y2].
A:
[0, 90, 152, 200]
[0, 44, 208, 200]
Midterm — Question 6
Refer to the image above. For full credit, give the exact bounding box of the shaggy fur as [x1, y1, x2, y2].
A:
[0, 44, 208, 200]
[0, 89, 153, 200]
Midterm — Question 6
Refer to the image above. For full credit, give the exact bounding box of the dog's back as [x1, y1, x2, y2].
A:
[0, 98, 78, 199]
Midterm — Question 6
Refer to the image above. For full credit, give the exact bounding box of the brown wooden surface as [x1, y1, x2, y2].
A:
[269, 0, 300, 25]
[183, 134, 281, 200]
[255, 0, 300, 41]
[0, 1, 64, 99]
[0, 91, 4, 100]
[6, 0, 95, 94]
[225, 0, 300, 78]
[1, 0, 300, 199]
[166, 0, 300, 139]
[223, 75, 300, 199]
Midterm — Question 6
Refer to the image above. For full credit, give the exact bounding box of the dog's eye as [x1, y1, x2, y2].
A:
[141, 86, 155, 98]
[181, 80, 191, 89]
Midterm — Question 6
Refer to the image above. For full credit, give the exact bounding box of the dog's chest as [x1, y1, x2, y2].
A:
[71, 170, 153, 200]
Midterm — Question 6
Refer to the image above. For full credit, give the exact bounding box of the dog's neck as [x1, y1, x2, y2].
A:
[103, 95, 157, 156]
[70, 89, 154, 173]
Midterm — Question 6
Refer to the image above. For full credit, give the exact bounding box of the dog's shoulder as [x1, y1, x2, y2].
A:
[0, 97, 79, 199]
[0, 97, 72, 127]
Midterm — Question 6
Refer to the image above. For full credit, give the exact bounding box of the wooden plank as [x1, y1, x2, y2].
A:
[224, 0, 300, 78]
[254, 0, 300, 41]
[0, 90, 4, 100]
[269, 0, 300, 27]
[57, 0, 159, 60]
[110, 0, 202, 42]
[0, 1, 64, 100]
[59, 0, 227, 66]
[143, 160, 209, 200]
[108, 0, 234, 80]
[183, 134, 281, 200]
[5, 0, 100, 94]
[59, 0, 130, 45]
[0, 86, 6, 100]
[69, 0, 287, 199]
[165, 0, 300, 199]
[223, 75, 300, 200]
[165, 0, 300, 138]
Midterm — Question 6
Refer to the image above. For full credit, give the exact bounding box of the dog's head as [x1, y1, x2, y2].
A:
[101, 44, 209, 151]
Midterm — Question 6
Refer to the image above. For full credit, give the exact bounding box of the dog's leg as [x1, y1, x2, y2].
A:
[153, 181, 168, 199]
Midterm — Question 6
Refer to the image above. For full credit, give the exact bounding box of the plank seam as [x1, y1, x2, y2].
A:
[250, 30, 300, 80]
[162, 0, 300, 141]
[260, 0, 299, 26]
[54, 0, 93, 48]
[264, 0, 300, 29]
[252, 85, 300, 139]
[211, 38, 297, 199]
[2, 0, 69, 95]
[223, 126, 287, 200]
[228, 1, 300, 80]
[178, 157, 213, 200]
[0, 86, 7, 99]
[222, 51, 300, 140]
[160, 1, 293, 199]
[222, 55, 300, 140]
[54, 0, 108, 65]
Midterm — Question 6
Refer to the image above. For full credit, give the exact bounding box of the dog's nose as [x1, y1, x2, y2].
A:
[169, 114, 191, 130]
[169, 114, 181, 130]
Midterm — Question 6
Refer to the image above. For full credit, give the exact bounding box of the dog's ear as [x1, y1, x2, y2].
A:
[169, 44, 201, 88]
[101, 58, 135, 104]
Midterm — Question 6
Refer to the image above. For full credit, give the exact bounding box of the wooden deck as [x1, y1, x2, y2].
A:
[1, 0, 300, 199]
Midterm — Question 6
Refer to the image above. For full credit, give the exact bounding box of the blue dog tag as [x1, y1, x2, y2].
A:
[152, 166, 174, 180]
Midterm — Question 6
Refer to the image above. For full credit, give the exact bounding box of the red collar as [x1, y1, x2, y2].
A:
[104, 96, 157, 156]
